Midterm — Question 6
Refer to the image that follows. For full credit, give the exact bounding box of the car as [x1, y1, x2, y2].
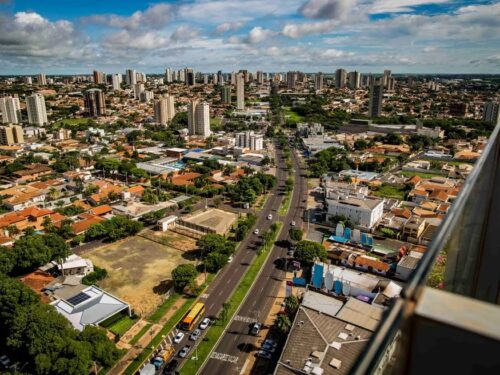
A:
[189, 329, 201, 341]
[227, 255, 233, 263]
[173, 332, 184, 344]
[267, 214, 273, 220]
[254, 229, 260, 235]
[199, 317, 211, 330]
[256, 350, 272, 359]
[178, 345, 191, 358]
[291, 220, 296, 226]
[262, 343, 276, 353]
[251, 322, 262, 335]
[163, 360, 178, 374]
[287, 249, 294, 257]
[263, 339, 278, 348]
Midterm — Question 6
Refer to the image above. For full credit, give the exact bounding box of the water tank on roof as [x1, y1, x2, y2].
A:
[343, 281, 351, 296]
[352, 229, 361, 243]
[336, 223, 345, 237]
[325, 271, 334, 290]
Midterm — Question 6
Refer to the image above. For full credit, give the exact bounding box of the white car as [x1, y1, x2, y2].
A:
[254, 229, 260, 235]
[256, 350, 272, 359]
[173, 332, 185, 344]
[267, 214, 273, 220]
[227, 255, 233, 263]
[199, 318, 211, 330]
[291, 221, 296, 226]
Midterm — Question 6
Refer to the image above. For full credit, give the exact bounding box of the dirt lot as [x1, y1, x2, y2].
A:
[85, 235, 197, 317]
[183, 208, 238, 234]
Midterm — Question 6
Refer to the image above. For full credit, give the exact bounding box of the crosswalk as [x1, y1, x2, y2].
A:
[233, 315, 257, 324]
[211, 352, 239, 363]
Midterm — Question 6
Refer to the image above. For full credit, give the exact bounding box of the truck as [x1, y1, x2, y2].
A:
[152, 345, 175, 369]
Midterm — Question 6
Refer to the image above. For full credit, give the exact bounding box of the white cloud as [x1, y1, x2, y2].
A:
[370, 0, 451, 14]
[300, 0, 356, 19]
[171, 25, 200, 42]
[214, 21, 245, 34]
[244, 26, 276, 44]
[282, 20, 337, 38]
[103, 30, 170, 49]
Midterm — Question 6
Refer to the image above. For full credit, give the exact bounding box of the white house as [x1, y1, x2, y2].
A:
[326, 196, 384, 230]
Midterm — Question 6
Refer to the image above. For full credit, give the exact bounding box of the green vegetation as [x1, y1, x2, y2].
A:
[101, 314, 138, 336]
[283, 106, 304, 123]
[180, 222, 283, 375]
[289, 227, 304, 241]
[372, 184, 408, 200]
[227, 172, 277, 205]
[129, 323, 152, 346]
[400, 170, 442, 179]
[85, 215, 143, 242]
[148, 293, 181, 323]
[123, 297, 196, 375]
[279, 189, 293, 216]
[294, 240, 327, 264]
[171, 264, 198, 292]
[82, 266, 108, 286]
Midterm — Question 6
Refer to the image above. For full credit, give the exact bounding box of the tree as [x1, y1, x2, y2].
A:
[284, 295, 299, 314]
[221, 302, 231, 323]
[294, 240, 327, 264]
[276, 314, 291, 334]
[204, 252, 228, 273]
[172, 264, 198, 292]
[288, 228, 303, 242]
[197, 234, 235, 256]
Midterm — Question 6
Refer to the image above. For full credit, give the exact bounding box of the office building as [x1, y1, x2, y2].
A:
[37, 73, 47, 86]
[369, 83, 384, 117]
[349, 71, 361, 90]
[335, 68, 347, 88]
[111, 74, 122, 90]
[236, 73, 245, 110]
[26, 93, 48, 125]
[133, 83, 144, 100]
[187, 100, 211, 138]
[125, 69, 137, 86]
[0, 97, 22, 124]
[84, 89, 106, 117]
[222, 86, 232, 104]
[315, 72, 324, 91]
[287, 71, 296, 90]
[0, 125, 24, 145]
[154, 94, 176, 126]
[235, 131, 264, 151]
[483, 101, 500, 123]
[93, 70, 106, 84]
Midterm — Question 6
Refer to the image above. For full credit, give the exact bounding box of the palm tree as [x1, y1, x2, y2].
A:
[48, 187, 59, 201]
[276, 314, 292, 334]
[284, 296, 299, 314]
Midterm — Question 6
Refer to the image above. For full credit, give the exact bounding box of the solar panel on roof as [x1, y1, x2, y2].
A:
[67, 292, 91, 306]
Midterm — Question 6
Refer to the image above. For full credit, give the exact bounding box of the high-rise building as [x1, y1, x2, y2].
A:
[0, 97, 22, 124]
[111, 74, 122, 90]
[84, 89, 106, 117]
[187, 100, 211, 138]
[213, 74, 218, 85]
[154, 94, 176, 126]
[136, 72, 146, 83]
[348, 71, 361, 90]
[231, 71, 236, 85]
[315, 73, 324, 91]
[383, 69, 392, 88]
[24, 76, 32, 85]
[256, 71, 264, 85]
[37, 73, 47, 86]
[185, 68, 195, 86]
[369, 83, 384, 118]
[361, 74, 372, 88]
[236, 73, 245, 110]
[93, 70, 106, 84]
[217, 70, 224, 86]
[335, 69, 347, 89]
[26, 93, 48, 125]
[483, 102, 500, 123]
[449, 102, 468, 118]
[133, 83, 145, 100]
[0, 125, 24, 145]
[125, 69, 137, 86]
[235, 131, 263, 151]
[140, 90, 154, 103]
[222, 86, 232, 104]
[287, 71, 296, 90]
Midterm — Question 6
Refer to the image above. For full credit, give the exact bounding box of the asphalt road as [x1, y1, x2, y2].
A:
[200, 146, 308, 375]
[163, 140, 293, 372]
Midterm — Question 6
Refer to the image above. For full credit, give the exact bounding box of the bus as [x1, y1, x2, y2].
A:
[181, 302, 205, 331]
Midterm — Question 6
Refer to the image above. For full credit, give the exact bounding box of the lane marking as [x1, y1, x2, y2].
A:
[233, 315, 258, 324]
[210, 352, 239, 363]
[200, 293, 209, 299]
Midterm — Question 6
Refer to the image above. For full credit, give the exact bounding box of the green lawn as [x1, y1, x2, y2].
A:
[52, 118, 91, 127]
[123, 297, 197, 375]
[283, 107, 304, 123]
[372, 185, 407, 200]
[149, 293, 181, 323]
[279, 189, 293, 216]
[129, 323, 152, 346]
[179, 223, 283, 375]
[400, 170, 443, 179]
[100, 315, 138, 336]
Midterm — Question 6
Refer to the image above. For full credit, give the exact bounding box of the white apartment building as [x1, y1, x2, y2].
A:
[326, 196, 384, 230]
[0, 97, 22, 124]
[111, 74, 122, 90]
[154, 94, 176, 125]
[235, 131, 264, 151]
[26, 93, 48, 125]
[236, 73, 245, 110]
[187, 100, 211, 138]
[133, 83, 144, 99]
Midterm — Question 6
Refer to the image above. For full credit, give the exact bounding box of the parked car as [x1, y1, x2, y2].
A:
[178, 346, 191, 358]
[267, 214, 273, 220]
[163, 360, 178, 374]
[263, 339, 278, 348]
[291, 220, 296, 226]
[254, 229, 260, 235]
[262, 343, 276, 353]
[251, 322, 262, 335]
[173, 332, 184, 344]
[256, 350, 272, 359]
[189, 329, 201, 341]
[199, 318, 211, 330]
[227, 255, 233, 263]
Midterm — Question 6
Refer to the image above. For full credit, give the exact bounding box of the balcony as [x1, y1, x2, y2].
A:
[351, 123, 500, 374]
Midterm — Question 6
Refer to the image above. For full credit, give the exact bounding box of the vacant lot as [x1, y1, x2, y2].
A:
[85, 235, 196, 317]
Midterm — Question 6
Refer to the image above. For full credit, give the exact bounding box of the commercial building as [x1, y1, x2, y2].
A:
[26, 93, 48, 125]
[0, 125, 24, 145]
[154, 94, 176, 125]
[326, 196, 384, 230]
[83, 89, 106, 117]
[0, 96, 22, 124]
[236, 73, 245, 110]
[187, 100, 211, 138]
[369, 83, 384, 117]
[335, 68, 347, 88]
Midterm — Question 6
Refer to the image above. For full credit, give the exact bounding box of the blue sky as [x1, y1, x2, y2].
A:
[0, 0, 499, 74]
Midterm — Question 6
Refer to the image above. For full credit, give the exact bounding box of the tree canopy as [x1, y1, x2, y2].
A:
[294, 240, 327, 264]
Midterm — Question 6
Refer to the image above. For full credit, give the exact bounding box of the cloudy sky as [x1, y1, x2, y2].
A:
[1, 0, 499, 74]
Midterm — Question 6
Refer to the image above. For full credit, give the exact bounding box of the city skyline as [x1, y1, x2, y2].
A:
[0, 0, 499, 75]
